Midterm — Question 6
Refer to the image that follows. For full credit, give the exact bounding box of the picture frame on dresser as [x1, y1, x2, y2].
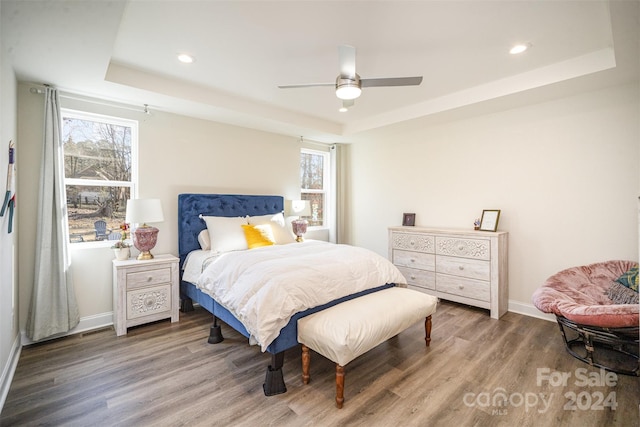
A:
[479, 210, 500, 232]
[402, 213, 416, 226]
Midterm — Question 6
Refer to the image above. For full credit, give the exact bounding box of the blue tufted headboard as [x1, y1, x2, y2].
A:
[177, 193, 284, 267]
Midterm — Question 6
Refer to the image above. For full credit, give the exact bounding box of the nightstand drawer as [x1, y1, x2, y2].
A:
[126, 267, 172, 289]
[436, 274, 490, 302]
[393, 250, 435, 270]
[436, 256, 490, 281]
[126, 284, 172, 320]
[397, 266, 435, 290]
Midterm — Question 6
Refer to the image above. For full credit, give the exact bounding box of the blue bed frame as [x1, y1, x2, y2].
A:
[177, 193, 393, 395]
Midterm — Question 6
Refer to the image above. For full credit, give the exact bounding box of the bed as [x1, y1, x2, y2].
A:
[178, 193, 405, 395]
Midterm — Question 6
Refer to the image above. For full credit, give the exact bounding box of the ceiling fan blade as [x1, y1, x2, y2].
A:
[361, 76, 423, 87]
[278, 82, 334, 89]
[339, 45, 356, 78]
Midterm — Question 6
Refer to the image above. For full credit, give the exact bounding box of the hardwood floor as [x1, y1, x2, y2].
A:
[1, 301, 638, 426]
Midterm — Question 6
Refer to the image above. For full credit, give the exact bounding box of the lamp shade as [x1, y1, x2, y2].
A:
[125, 198, 164, 225]
[125, 199, 164, 260]
[284, 200, 311, 217]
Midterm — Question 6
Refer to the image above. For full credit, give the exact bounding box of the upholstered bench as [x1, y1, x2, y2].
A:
[297, 287, 438, 408]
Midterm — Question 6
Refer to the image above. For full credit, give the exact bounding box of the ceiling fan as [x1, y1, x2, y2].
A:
[278, 45, 423, 109]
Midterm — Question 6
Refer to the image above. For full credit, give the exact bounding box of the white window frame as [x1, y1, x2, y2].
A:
[300, 147, 331, 230]
[61, 109, 139, 248]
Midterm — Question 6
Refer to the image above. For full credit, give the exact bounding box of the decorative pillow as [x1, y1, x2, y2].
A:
[615, 266, 639, 292]
[201, 215, 248, 252]
[241, 224, 276, 249]
[606, 281, 639, 305]
[247, 212, 296, 244]
[197, 230, 211, 250]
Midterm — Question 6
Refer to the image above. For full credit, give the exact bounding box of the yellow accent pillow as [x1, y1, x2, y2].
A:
[241, 224, 276, 249]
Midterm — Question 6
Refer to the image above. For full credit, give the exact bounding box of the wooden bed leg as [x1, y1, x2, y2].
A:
[335, 364, 345, 409]
[207, 316, 224, 344]
[263, 351, 287, 396]
[425, 315, 432, 347]
[301, 345, 311, 385]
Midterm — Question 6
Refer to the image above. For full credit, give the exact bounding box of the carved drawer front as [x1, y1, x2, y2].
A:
[397, 266, 436, 290]
[126, 284, 171, 320]
[391, 232, 435, 253]
[127, 267, 171, 289]
[436, 274, 490, 302]
[393, 250, 435, 271]
[435, 237, 490, 260]
[436, 256, 490, 281]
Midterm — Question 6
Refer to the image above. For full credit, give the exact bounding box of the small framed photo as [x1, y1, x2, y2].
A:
[479, 210, 501, 232]
[402, 213, 416, 226]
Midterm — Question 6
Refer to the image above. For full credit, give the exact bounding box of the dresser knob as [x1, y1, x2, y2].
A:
[458, 245, 464, 251]
[411, 275, 416, 280]
[410, 241, 415, 246]
[459, 266, 464, 270]
[459, 285, 464, 290]
[410, 258, 416, 263]
[147, 276, 152, 282]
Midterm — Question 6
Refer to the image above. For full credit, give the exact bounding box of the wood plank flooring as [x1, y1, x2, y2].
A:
[1, 301, 638, 426]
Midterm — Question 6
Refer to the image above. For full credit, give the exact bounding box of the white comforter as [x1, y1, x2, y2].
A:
[195, 240, 406, 351]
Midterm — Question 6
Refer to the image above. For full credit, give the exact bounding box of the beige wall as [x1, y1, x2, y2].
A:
[16, 84, 306, 335]
[346, 83, 639, 317]
[12, 80, 640, 337]
[0, 20, 19, 406]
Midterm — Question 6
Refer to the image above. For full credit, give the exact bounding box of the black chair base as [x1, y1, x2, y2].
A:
[556, 316, 639, 376]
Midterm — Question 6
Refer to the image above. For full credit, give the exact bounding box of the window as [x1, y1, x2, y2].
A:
[300, 148, 330, 228]
[61, 110, 138, 244]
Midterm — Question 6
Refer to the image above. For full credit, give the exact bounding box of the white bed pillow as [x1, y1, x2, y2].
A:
[197, 230, 211, 250]
[201, 215, 249, 252]
[248, 212, 296, 244]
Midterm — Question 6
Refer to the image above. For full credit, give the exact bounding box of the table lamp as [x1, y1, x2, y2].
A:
[126, 198, 164, 260]
[285, 200, 311, 242]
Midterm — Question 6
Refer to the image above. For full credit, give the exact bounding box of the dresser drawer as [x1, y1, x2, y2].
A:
[436, 274, 490, 302]
[126, 284, 172, 320]
[435, 237, 490, 260]
[397, 266, 435, 290]
[394, 250, 435, 270]
[391, 232, 435, 253]
[127, 267, 172, 289]
[436, 256, 490, 281]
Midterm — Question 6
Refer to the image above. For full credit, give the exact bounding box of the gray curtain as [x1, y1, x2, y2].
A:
[26, 87, 79, 341]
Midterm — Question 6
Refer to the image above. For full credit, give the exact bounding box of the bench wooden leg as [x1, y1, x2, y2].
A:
[335, 364, 345, 409]
[425, 315, 432, 347]
[302, 344, 310, 385]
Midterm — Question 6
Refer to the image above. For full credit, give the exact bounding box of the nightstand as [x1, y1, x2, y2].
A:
[112, 254, 180, 336]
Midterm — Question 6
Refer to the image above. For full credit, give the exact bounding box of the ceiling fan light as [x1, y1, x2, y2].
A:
[336, 85, 361, 100]
[335, 75, 362, 100]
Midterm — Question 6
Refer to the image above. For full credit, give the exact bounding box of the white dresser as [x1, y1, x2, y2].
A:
[388, 226, 508, 319]
[112, 254, 180, 336]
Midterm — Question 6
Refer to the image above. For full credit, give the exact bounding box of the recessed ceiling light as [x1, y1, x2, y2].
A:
[177, 53, 195, 63]
[339, 106, 348, 113]
[509, 44, 530, 55]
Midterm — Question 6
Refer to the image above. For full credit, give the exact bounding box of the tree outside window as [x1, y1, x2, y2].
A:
[300, 148, 329, 227]
[62, 110, 138, 243]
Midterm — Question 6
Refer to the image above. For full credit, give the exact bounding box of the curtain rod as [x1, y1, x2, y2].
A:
[28, 84, 150, 114]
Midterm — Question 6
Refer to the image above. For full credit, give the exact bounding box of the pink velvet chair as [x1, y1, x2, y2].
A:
[532, 260, 639, 376]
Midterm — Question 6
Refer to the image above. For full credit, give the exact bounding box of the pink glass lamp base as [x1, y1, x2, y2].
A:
[291, 219, 308, 242]
[132, 226, 159, 260]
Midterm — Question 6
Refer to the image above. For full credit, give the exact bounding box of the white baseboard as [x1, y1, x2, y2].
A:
[0, 333, 22, 413]
[508, 300, 555, 322]
[20, 312, 114, 346]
